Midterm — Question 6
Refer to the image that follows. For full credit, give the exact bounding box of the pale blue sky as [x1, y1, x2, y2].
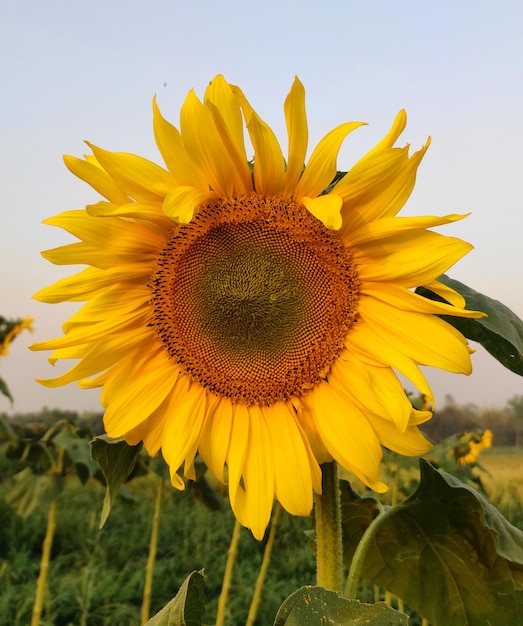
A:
[1, 0, 522, 414]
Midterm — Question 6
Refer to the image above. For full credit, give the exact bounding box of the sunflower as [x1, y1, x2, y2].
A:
[454, 429, 493, 465]
[32, 76, 483, 539]
[1, 317, 34, 357]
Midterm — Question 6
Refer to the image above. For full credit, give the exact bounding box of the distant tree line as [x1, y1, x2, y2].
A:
[2, 394, 523, 447]
[0, 407, 105, 439]
[419, 394, 523, 447]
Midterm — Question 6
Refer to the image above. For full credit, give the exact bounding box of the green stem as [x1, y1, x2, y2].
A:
[216, 518, 241, 626]
[345, 505, 397, 599]
[32, 499, 57, 626]
[314, 462, 342, 593]
[246, 504, 282, 626]
[141, 475, 164, 626]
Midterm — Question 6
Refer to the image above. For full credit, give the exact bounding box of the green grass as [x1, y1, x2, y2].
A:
[0, 473, 315, 625]
[1, 447, 522, 625]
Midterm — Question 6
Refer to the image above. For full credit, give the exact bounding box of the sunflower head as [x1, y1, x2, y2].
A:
[1, 317, 34, 358]
[31, 75, 484, 539]
[453, 429, 493, 465]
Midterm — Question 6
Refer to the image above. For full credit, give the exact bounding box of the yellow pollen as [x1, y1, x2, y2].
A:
[151, 194, 359, 405]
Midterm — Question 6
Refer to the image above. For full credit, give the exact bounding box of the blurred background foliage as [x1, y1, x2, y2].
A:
[1, 394, 522, 625]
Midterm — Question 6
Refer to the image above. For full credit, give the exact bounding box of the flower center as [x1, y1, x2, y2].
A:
[151, 194, 359, 405]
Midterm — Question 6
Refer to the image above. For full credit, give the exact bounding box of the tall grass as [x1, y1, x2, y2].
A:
[0, 472, 315, 625]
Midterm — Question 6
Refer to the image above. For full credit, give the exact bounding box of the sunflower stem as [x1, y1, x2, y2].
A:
[31, 499, 57, 626]
[215, 518, 241, 626]
[140, 473, 163, 625]
[314, 462, 343, 593]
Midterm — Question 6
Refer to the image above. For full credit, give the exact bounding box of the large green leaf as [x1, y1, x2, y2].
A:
[53, 427, 99, 483]
[274, 587, 408, 625]
[416, 275, 523, 375]
[90, 435, 142, 528]
[145, 570, 205, 625]
[4, 467, 63, 516]
[357, 460, 523, 625]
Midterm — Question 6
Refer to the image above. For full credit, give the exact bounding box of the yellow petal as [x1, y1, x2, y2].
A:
[421, 279, 467, 309]
[227, 403, 250, 527]
[301, 194, 343, 230]
[360, 283, 485, 319]
[291, 398, 332, 468]
[355, 230, 473, 287]
[283, 76, 308, 196]
[307, 382, 387, 492]
[41, 242, 158, 270]
[43, 210, 163, 248]
[60, 283, 149, 330]
[334, 147, 407, 202]
[247, 111, 286, 195]
[180, 89, 247, 197]
[330, 353, 411, 433]
[86, 201, 172, 230]
[346, 213, 469, 248]
[205, 76, 245, 149]
[101, 347, 178, 438]
[162, 381, 207, 490]
[152, 96, 208, 189]
[162, 186, 216, 223]
[409, 408, 433, 426]
[369, 110, 407, 152]
[347, 322, 434, 401]
[357, 295, 473, 374]
[31, 306, 149, 351]
[45, 344, 90, 364]
[63, 155, 130, 205]
[243, 404, 275, 540]
[198, 396, 233, 483]
[183, 394, 213, 481]
[338, 140, 430, 232]
[233, 85, 286, 195]
[32, 264, 152, 303]
[86, 143, 176, 203]
[34, 325, 154, 387]
[264, 402, 315, 516]
[367, 414, 432, 456]
[294, 121, 365, 200]
[124, 372, 188, 454]
[204, 76, 252, 192]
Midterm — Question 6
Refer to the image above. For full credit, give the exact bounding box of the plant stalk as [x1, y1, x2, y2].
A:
[31, 499, 57, 626]
[141, 474, 164, 625]
[215, 518, 241, 626]
[246, 504, 282, 626]
[314, 462, 343, 593]
[345, 505, 397, 599]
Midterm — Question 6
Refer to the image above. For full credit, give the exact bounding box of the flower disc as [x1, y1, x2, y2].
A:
[151, 194, 360, 405]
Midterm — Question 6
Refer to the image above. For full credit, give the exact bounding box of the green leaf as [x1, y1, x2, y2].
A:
[274, 586, 408, 625]
[416, 275, 523, 375]
[4, 467, 63, 517]
[0, 376, 13, 404]
[145, 570, 205, 625]
[53, 427, 99, 483]
[90, 435, 142, 528]
[357, 459, 523, 625]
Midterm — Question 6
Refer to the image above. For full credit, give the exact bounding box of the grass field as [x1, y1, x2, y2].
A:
[477, 447, 523, 527]
[1, 446, 522, 625]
